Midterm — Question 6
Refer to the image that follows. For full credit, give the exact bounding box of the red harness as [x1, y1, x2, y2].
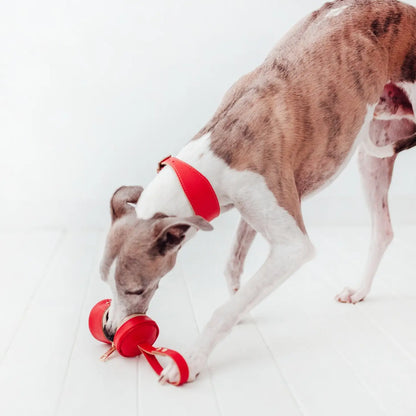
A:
[158, 156, 220, 221]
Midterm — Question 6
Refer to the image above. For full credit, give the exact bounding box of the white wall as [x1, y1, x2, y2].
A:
[1, 0, 416, 228]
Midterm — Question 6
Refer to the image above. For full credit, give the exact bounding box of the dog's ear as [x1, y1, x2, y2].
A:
[110, 186, 144, 222]
[150, 216, 213, 255]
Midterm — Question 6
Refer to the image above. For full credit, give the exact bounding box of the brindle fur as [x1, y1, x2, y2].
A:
[192, 0, 416, 230]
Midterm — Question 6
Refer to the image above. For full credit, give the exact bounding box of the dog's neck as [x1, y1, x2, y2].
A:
[136, 133, 231, 219]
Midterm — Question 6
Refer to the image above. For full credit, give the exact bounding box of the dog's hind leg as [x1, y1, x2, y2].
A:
[336, 114, 416, 304]
[336, 146, 395, 303]
[225, 218, 257, 294]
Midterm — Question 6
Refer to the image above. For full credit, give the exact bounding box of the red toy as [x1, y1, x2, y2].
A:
[88, 299, 189, 386]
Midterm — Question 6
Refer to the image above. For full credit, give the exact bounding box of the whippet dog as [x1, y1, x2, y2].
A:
[100, 0, 416, 383]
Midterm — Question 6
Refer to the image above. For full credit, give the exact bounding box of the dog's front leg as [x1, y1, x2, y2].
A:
[160, 187, 314, 383]
[225, 217, 257, 294]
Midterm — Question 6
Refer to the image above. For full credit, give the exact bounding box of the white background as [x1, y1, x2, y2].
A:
[1, 0, 416, 228]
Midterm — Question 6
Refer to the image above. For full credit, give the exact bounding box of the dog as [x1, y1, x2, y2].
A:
[99, 0, 416, 383]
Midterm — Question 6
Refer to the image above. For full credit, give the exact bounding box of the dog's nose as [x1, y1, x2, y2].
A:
[102, 310, 116, 341]
[103, 323, 115, 342]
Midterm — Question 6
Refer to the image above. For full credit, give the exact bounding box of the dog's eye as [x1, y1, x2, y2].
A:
[125, 289, 145, 296]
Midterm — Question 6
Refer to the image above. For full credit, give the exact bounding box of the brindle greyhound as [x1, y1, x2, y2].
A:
[100, 0, 416, 383]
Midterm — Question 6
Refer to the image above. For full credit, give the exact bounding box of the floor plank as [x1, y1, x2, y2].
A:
[0, 229, 63, 361]
[0, 230, 101, 416]
[307, 227, 416, 415]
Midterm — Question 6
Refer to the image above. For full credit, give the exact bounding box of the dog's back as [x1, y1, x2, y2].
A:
[193, 0, 416, 208]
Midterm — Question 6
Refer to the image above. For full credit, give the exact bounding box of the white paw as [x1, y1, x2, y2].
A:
[158, 351, 207, 385]
[335, 287, 367, 304]
[159, 362, 180, 385]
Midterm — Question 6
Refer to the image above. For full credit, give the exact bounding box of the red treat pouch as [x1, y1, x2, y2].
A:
[88, 299, 189, 386]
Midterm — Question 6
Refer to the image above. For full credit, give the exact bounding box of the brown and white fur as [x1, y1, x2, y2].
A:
[100, 0, 416, 383]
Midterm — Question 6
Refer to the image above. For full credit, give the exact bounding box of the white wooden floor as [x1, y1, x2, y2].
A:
[1, 213, 416, 416]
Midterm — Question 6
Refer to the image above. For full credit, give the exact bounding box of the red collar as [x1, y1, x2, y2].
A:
[158, 156, 220, 222]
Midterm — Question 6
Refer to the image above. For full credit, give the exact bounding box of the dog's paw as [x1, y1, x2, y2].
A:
[335, 287, 367, 304]
[159, 362, 180, 385]
[158, 352, 207, 385]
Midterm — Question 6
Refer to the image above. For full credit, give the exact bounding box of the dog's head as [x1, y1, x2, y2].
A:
[100, 186, 213, 339]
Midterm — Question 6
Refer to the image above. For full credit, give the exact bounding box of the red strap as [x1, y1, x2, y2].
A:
[138, 343, 189, 386]
[158, 156, 220, 222]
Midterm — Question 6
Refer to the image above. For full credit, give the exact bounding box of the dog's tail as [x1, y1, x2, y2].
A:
[362, 133, 416, 158]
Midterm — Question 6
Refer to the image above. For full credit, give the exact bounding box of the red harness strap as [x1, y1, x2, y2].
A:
[158, 156, 220, 222]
